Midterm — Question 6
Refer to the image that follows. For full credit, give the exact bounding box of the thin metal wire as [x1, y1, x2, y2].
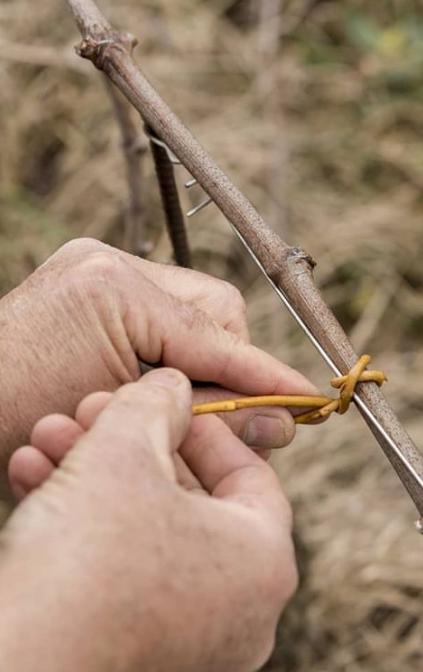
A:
[144, 133, 423, 516]
[187, 197, 213, 218]
[228, 222, 423, 498]
[148, 136, 423, 528]
[185, 178, 197, 188]
[147, 132, 214, 220]
[184, 174, 212, 217]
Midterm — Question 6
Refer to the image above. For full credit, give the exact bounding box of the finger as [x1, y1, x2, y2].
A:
[180, 415, 292, 525]
[55, 240, 250, 340]
[8, 446, 55, 501]
[192, 387, 296, 451]
[74, 368, 192, 482]
[31, 414, 84, 465]
[124, 255, 250, 341]
[9, 415, 84, 499]
[75, 391, 113, 430]
[173, 453, 207, 496]
[10, 392, 118, 500]
[128, 284, 318, 400]
[256, 449, 272, 461]
[76, 391, 203, 491]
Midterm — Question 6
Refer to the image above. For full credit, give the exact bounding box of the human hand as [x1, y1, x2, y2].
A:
[0, 238, 316, 488]
[0, 368, 297, 672]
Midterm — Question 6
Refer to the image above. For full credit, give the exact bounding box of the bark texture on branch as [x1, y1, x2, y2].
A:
[104, 79, 150, 256]
[65, 0, 423, 519]
[66, 0, 111, 38]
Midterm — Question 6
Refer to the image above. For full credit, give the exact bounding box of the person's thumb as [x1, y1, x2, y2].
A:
[72, 368, 192, 484]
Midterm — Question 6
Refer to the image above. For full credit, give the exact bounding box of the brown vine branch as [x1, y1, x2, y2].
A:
[64, 0, 423, 520]
[104, 79, 150, 256]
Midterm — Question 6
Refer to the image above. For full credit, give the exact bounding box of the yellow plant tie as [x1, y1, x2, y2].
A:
[192, 354, 387, 425]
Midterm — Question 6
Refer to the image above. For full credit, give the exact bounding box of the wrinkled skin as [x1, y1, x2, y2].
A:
[0, 239, 316, 671]
[3, 238, 316, 494]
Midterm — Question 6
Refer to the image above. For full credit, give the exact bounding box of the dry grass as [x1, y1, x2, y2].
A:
[1, 1, 423, 669]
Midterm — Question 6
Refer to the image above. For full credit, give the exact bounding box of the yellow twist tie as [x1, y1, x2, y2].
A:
[192, 355, 387, 425]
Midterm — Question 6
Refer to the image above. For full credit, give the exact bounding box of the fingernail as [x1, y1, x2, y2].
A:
[244, 415, 291, 450]
[11, 481, 27, 502]
[148, 368, 186, 388]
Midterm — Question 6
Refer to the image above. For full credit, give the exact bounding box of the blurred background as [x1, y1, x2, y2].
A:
[1, 0, 422, 669]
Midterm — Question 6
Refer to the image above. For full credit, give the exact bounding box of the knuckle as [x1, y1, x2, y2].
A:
[218, 281, 248, 338]
[272, 538, 298, 604]
[282, 413, 296, 447]
[256, 499, 298, 605]
[259, 558, 298, 627]
[70, 251, 125, 302]
[251, 633, 278, 672]
[285, 558, 300, 601]
[282, 492, 294, 530]
[78, 250, 123, 281]
[268, 530, 299, 603]
[54, 239, 124, 292]
[56, 237, 106, 259]
[56, 245, 126, 314]
[223, 282, 246, 315]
